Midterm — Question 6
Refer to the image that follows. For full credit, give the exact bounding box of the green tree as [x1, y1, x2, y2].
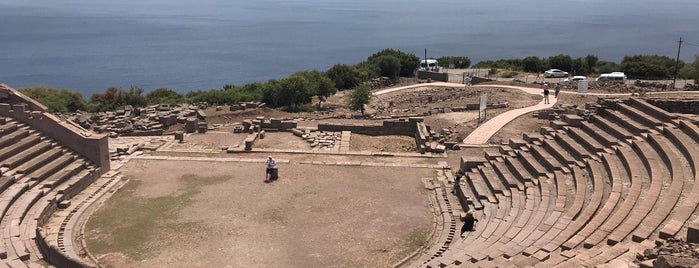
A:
[326, 64, 363, 90]
[145, 88, 183, 105]
[521, 56, 544, 73]
[584, 54, 599, 74]
[370, 55, 402, 80]
[547, 54, 573, 71]
[680, 55, 699, 83]
[291, 71, 337, 108]
[595, 60, 621, 74]
[436, 56, 471, 68]
[347, 84, 372, 114]
[367, 48, 420, 77]
[19, 87, 86, 113]
[277, 76, 312, 111]
[621, 55, 684, 79]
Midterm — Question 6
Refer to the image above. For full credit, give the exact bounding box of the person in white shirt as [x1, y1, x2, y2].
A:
[265, 156, 276, 182]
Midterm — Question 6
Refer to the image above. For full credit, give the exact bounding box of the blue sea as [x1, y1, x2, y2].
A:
[1, 0, 698, 96]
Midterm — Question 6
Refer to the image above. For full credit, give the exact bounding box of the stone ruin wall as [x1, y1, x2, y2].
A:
[0, 84, 110, 173]
[644, 98, 699, 115]
[317, 117, 441, 153]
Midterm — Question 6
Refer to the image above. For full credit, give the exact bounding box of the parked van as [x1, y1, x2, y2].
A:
[596, 72, 627, 82]
[420, 59, 440, 72]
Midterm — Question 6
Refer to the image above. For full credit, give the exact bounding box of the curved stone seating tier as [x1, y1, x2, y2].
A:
[607, 139, 664, 245]
[522, 171, 572, 257]
[632, 98, 678, 120]
[1, 141, 52, 170]
[580, 121, 619, 147]
[426, 99, 698, 267]
[659, 121, 699, 239]
[41, 161, 86, 190]
[0, 119, 20, 135]
[499, 179, 552, 259]
[542, 136, 581, 166]
[591, 115, 634, 141]
[22, 154, 75, 183]
[14, 148, 63, 175]
[566, 126, 607, 154]
[0, 128, 31, 149]
[617, 103, 664, 128]
[551, 245, 630, 268]
[492, 160, 525, 191]
[562, 156, 618, 250]
[605, 110, 650, 135]
[1, 189, 44, 262]
[553, 133, 594, 161]
[478, 164, 511, 197]
[464, 194, 516, 262]
[0, 135, 41, 164]
[631, 131, 685, 242]
[518, 149, 550, 177]
[504, 156, 536, 185]
[527, 144, 566, 173]
[465, 169, 498, 204]
[584, 145, 642, 248]
[545, 161, 604, 252]
[0, 177, 14, 194]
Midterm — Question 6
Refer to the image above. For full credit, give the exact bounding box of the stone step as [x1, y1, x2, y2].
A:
[632, 133, 684, 242]
[517, 150, 549, 177]
[0, 139, 52, 169]
[591, 115, 634, 141]
[606, 110, 649, 135]
[629, 98, 677, 122]
[14, 148, 63, 175]
[617, 102, 664, 127]
[491, 160, 525, 191]
[0, 128, 30, 148]
[478, 164, 511, 197]
[567, 126, 606, 153]
[607, 140, 662, 245]
[504, 156, 536, 184]
[584, 145, 642, 248]
[25, 154, 75, 183]
[659, 123, 699, 238]
[580, 121, 618, 147]
[466, 169, 498, 204]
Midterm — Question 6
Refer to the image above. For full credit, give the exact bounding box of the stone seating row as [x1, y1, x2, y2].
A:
[0, 116, 99, 266]
[429, 99, 698, 267]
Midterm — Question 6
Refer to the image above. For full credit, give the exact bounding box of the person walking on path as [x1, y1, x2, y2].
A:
[452, 169, 464, 194]
[543, 83, 550, 104]
[264, 155, 277, 183]
[460, 210, 479, 237]
[554, 83, 561, 98]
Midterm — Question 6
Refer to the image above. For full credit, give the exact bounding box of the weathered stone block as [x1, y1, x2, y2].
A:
[185, 118, 198, 133]
[687, 223, 699, 243]
[197, 122, 208, 133]
[174, 131, 184, 143]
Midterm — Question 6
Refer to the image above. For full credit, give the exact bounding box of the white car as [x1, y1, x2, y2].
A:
[544, 69, 569, 78]
[563, 76, 587, 82]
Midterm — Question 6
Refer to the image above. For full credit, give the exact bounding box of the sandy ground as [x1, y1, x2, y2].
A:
[86, 156, 436, 268]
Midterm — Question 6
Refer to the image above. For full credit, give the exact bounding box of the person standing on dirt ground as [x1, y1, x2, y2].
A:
[452, 169, 464, 194]
[554, 83, 561, 98]
[460, 210, 479, 237]
[264, 155, 276, 183]
[543, 83, 550, 104]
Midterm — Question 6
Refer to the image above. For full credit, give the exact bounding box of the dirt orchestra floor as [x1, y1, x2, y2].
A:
[85, 154, 438, 268]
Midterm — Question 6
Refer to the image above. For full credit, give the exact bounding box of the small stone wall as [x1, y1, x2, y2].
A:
[645, 98, 699, 114]
[417, 71, 448, 82]
[317, 117, 422, 136]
